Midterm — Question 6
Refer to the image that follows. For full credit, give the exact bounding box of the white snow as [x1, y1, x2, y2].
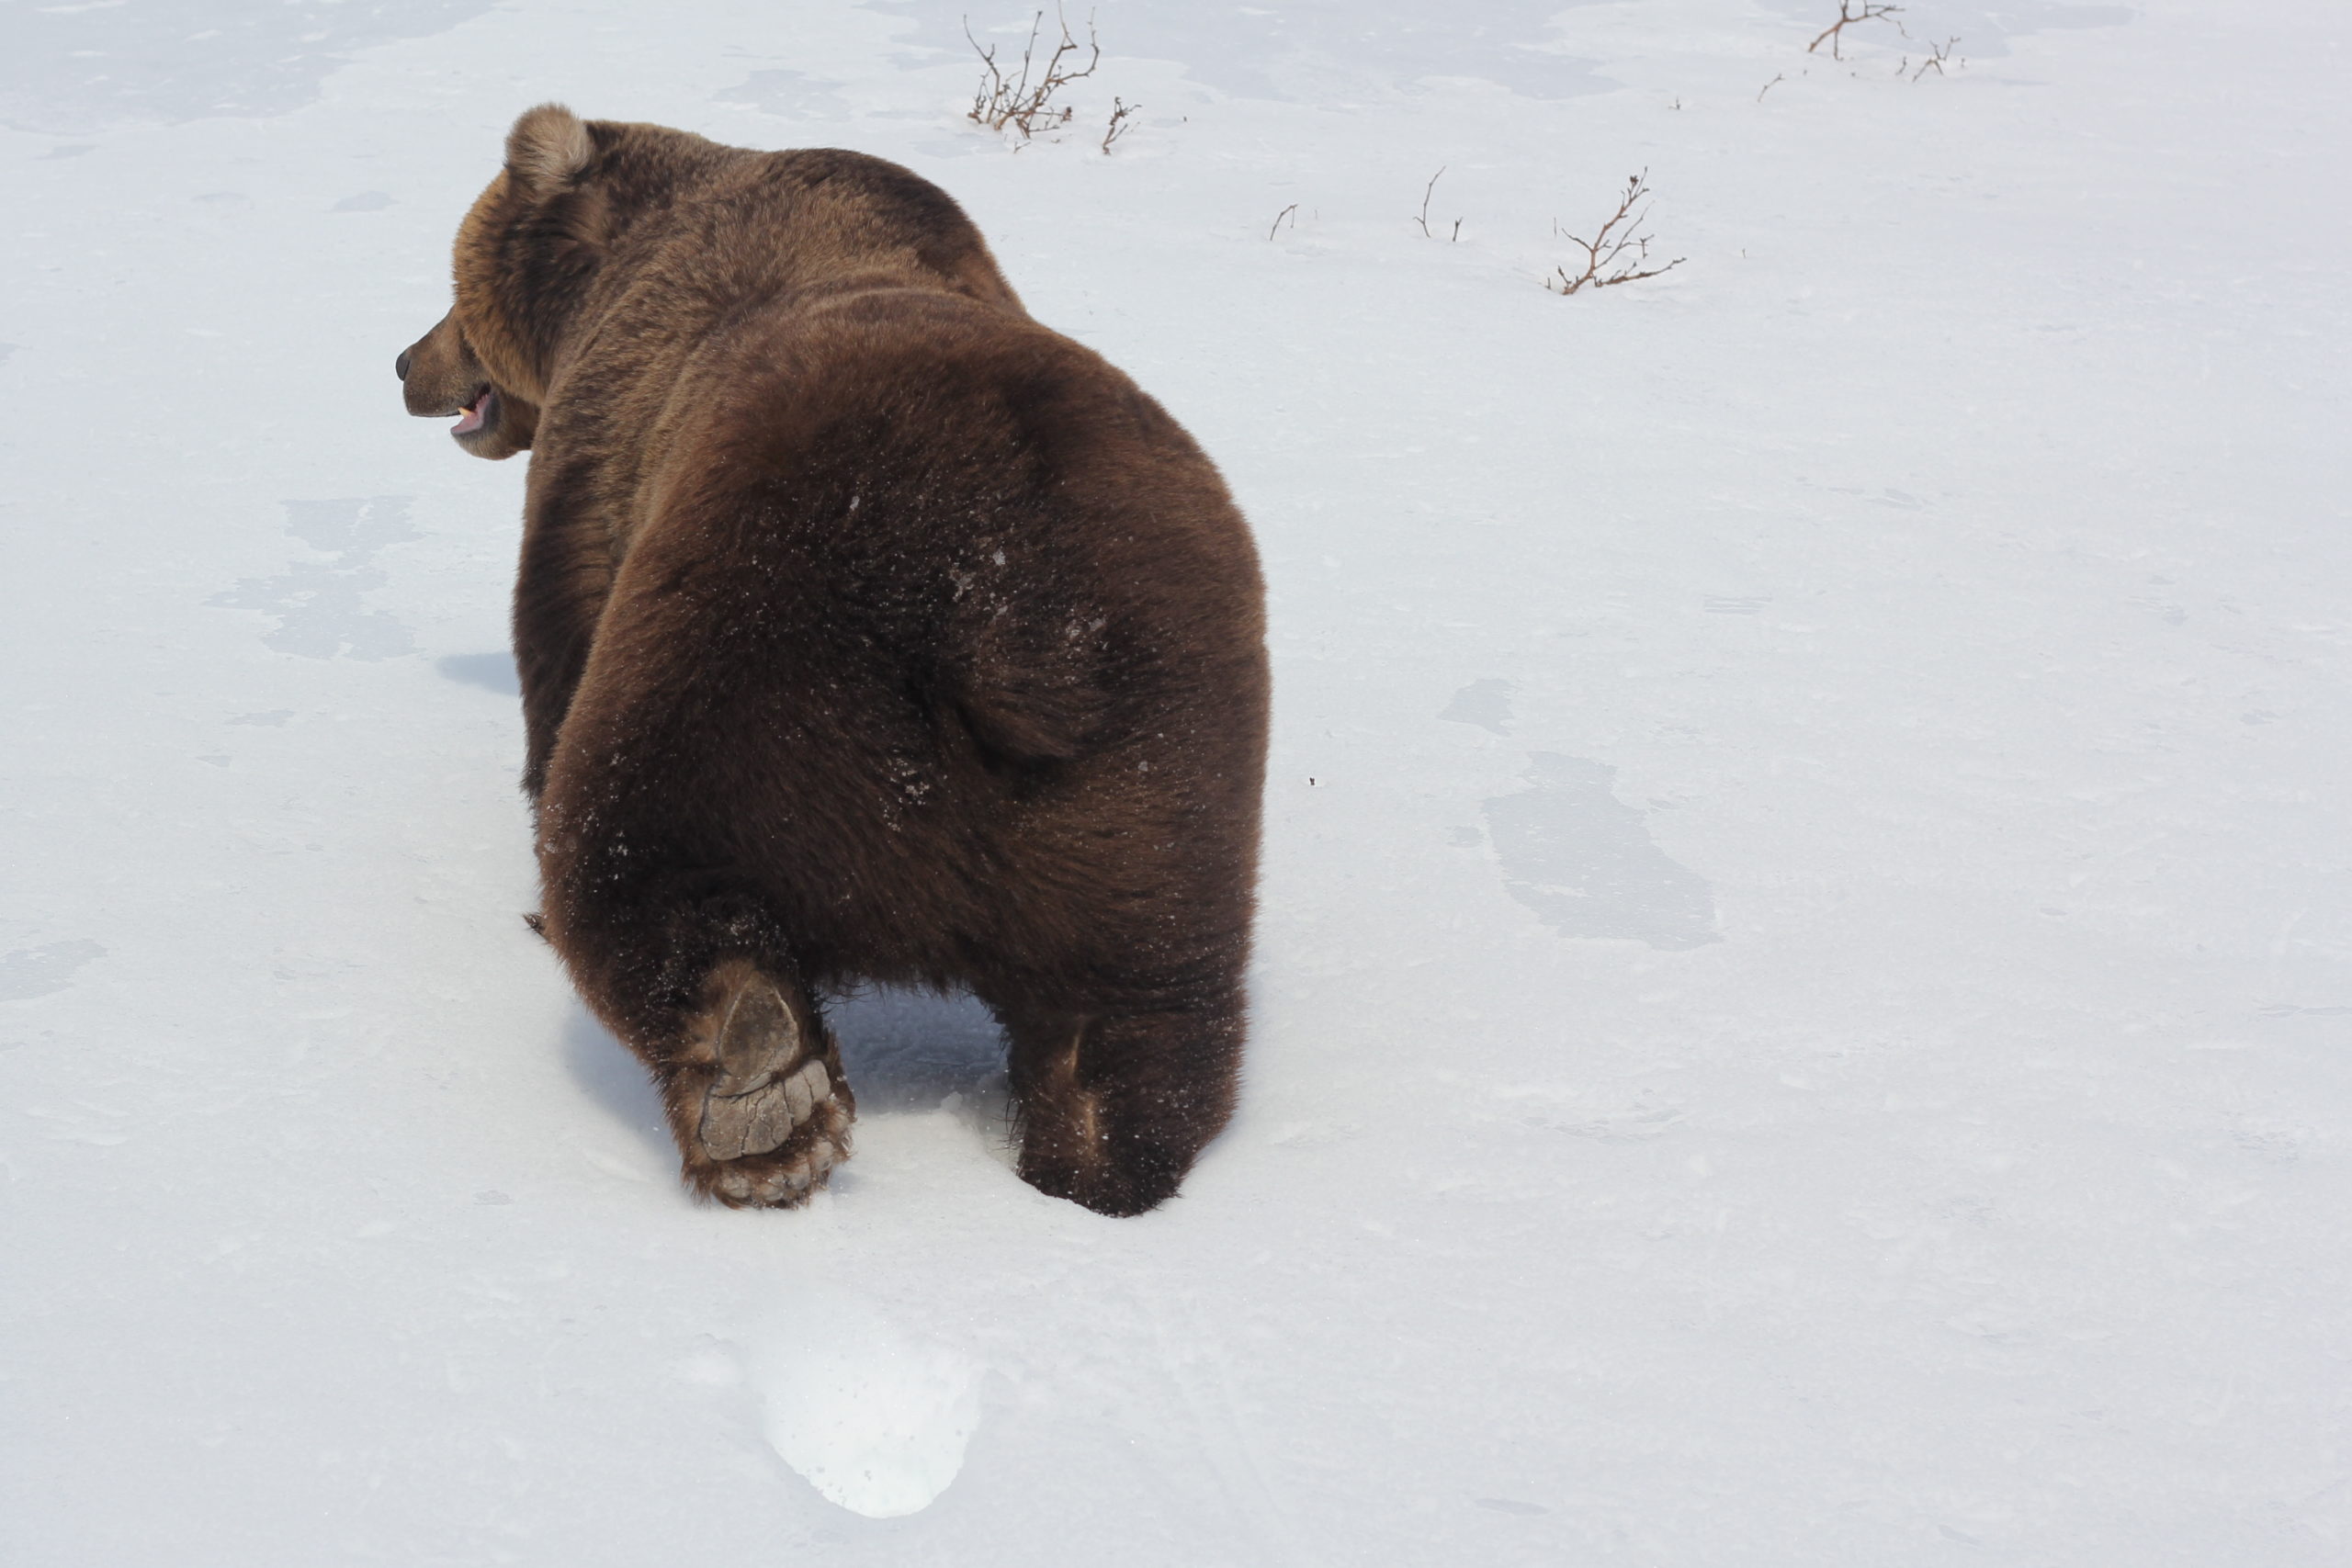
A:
[4, 1, 2349, 1562]
[752, 1289, 986, 1518]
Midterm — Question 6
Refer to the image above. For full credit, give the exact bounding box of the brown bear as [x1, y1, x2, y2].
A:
[396, 106, 1268, 1217]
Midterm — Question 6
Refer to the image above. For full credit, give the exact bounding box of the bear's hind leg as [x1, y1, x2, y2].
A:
[537, 856, 854, 1210]
[1000, 994, 1243, 1217]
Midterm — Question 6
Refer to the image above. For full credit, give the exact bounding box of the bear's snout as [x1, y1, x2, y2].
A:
[399, 311, 480, 417]
[398, 310, 535, 459]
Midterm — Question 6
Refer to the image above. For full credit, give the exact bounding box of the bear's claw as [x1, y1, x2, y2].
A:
[710, 1138, 842, 1206]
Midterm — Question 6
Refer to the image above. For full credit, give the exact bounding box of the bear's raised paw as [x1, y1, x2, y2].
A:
[679, 964, 853, 1209]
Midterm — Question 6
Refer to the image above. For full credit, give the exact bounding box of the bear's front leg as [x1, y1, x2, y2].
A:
[1001, 998, 1244, 1217]
[510, 481, 616, 805]
[660, 958, 855, 1209]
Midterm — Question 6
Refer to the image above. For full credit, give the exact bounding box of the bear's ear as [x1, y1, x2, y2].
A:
[504, 103, 594, 195]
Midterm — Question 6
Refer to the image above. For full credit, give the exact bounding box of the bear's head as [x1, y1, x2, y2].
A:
[395, 104, 611, 460]
[398, 103, 1024, 461]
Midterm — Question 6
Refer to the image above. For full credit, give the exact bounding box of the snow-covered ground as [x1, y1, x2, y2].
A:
[5, 1, 2349, 1562]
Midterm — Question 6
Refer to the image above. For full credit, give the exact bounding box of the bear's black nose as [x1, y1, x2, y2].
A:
[395, 349, 412, 381]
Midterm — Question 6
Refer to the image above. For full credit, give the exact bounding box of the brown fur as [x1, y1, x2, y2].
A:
[397, 107, 1268, 1216]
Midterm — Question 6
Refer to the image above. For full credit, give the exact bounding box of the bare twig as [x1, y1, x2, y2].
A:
[1412, 166, 1460, 241]
[1910, 36, 1961, 80]
[1546, 170, 1685, 296]
[1100, 95, 1138, 152]
[1808, 2, 1904, 61]
[1268, 202, 1298, 241]
[966, 8, 1101, 139]
[1757, 73, 1786, 101]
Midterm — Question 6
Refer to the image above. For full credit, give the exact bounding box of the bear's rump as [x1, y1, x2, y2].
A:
[542, 543, 1250, 994]
[534, 295, 1262, 990]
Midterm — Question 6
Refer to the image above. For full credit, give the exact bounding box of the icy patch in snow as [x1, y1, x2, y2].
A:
[1752, 0, 2135, 60]
[0, 0, 494, 133]
[1475, 1495, 1552, 1516]
[436, 652, 519, 696]
[208, 497, 419, 661]
[714, 70, 855, 121]
[1439, 677, 1515, 734]
[1483, 753, 1718, 950]
[0, 941, 107, 1002]
[866, 0, 1617, 101]
[752, 1294, 984, 1518]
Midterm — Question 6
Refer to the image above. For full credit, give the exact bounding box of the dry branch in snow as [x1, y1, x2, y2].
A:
[1412, 166, 1461, 242]
[1547, 171, 1684, 296]
[1809, 2, 1904, 61]
[1099, 95, 1138, 152]
[966, 8, 1100, 140]
[1905, 36, 1963, 80]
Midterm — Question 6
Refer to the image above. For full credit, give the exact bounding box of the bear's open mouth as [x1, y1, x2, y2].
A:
[452, 386, 498, 438]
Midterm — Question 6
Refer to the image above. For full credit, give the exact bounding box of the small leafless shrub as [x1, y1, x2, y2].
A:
[966, 8, 1100, 140]
[1099, 95, 1139, 152]
[1268, 203, 1298, 241]
[1412, 166, 1461, 242]
[1904, 36, 1962, 80]
[1546, 170, 1684, 296]
[1808, 2, 1904, 61]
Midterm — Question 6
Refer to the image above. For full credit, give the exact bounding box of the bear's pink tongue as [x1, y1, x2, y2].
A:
[452, 391, 490, 435]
